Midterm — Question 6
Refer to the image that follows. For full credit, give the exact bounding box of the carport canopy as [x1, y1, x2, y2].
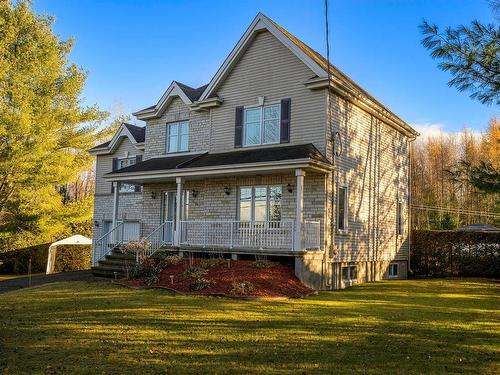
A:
[46, 235, 92, 274]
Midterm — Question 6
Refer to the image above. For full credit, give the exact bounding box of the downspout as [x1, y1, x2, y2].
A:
[408, 139, 413, 275]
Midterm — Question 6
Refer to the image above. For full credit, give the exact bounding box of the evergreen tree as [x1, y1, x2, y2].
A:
[420, 2, 500, 105]
[0, 1, 110, 250]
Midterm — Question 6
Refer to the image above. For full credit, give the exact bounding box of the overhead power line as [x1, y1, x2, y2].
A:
[411, 204, 500, 218]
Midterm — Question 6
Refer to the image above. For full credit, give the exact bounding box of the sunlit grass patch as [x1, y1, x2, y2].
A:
[0, 278, 498, 374]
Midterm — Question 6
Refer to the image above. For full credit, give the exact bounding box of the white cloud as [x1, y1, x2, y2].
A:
[412, 123, 482, 142]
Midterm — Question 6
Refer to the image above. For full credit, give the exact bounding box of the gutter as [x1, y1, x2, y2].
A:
[104, 158, 333, 182]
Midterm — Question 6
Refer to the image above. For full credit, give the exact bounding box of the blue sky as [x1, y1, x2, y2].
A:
[33, 0, 498, 135]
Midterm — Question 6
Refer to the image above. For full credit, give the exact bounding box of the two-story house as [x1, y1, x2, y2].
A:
[89, 13, 418, 289]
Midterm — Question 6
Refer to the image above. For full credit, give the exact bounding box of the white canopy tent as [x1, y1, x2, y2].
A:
[46, 235, 92, 274]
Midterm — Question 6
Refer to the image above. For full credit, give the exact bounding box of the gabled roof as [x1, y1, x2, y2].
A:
[89, 122, 145, 154]
[133, 81, 208, 120]
[108, 143, 329, 176]
[196, 12, 417, 138]
[131, 12, 417, 138]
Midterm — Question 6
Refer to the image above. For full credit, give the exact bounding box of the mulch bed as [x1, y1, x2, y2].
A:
[116, 258, 316, 299]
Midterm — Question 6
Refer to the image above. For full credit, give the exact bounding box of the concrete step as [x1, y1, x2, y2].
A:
[92, 267, 127, 278]
[99, 259, 135, 268]
[106, 253, 136, 261]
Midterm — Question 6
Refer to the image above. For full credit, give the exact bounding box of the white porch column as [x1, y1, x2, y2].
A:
[294, 169, 305, 251]
[174, 177, 183, 246]
[112, 182, 120, 242]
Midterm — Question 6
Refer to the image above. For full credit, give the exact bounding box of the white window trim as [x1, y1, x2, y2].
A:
[117, 157, 140, 193]
[166, 121, 189, 154]
[337, 185, 349, 233]
[243, 103, 281, 147]
[237, 185, 282, 223]
[389, 263, 399, 278]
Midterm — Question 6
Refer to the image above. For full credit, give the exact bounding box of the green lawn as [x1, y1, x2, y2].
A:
[0, 279, 498, 374]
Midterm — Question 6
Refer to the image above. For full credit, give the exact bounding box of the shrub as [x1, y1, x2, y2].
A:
[53, 245, 91, 272]
[128, 258, 163, 285]
[231, 281, 255, 295]
[0, 243, 50, 274]
[122, 240, 151, 262]
[198, 258, 226, 269]
[183, 266, 208, 279]
[190, 277, 212, 291]
[410, 230, 500, 278]
[253, 260, 277, 269]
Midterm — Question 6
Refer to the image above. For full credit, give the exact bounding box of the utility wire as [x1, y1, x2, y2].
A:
[411, 204, 500, 218]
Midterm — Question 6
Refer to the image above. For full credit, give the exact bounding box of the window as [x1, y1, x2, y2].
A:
[243, 104, 280, 146]
[238, 185, 282, 222]
[342, 266, 357, 281]
[166, 121, 189, 153]
[117, 157, 139, 193]
[337, 186, 348, 231]
[389, 263, 399, 278]
[397, 199, 404, 235]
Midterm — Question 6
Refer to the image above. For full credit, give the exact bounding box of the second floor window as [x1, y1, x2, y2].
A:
[337, 186, 348, 231]
[244, 104, 280, 146]
[118, 157, 136, 169]
[117, 157, 139, 193]
[166, 121, 189, 153]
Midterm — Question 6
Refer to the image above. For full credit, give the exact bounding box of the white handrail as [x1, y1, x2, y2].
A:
[137, 221, 174, 261]
[92, 222, 125, 266]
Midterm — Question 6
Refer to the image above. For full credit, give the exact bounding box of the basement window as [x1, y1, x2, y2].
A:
[342, 265, 357, 281]
[389, 263, 399, 278]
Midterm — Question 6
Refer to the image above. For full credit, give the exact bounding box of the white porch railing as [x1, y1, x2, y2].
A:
[92, 222, 125, 266]
[180, 220, 295, 250]
[138, 221, 174, 260]
[92, 221, 144, 265]
[302, 220, 321, 250]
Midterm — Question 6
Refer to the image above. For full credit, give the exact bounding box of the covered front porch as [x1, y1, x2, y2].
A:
[94, 144, 331, 265]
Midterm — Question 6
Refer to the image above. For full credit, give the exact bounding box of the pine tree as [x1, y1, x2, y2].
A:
[420, 2, 500, 105]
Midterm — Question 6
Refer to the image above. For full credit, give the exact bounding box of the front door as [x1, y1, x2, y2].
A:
[162, 191, 176, 244]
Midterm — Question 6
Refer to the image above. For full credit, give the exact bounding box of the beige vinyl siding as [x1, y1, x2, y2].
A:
[210, 30, 327, 154]
[144, 97, 210, 159]
[94, 137, 144, 195]
[327, 92, 410, 264]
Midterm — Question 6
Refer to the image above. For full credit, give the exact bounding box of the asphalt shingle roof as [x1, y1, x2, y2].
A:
[89, 123, 145, 151]
[109, 143, 329, 175]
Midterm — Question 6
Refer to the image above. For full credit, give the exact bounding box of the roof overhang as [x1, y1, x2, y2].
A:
[133, 81, 194, 120]
[105, 158, 332, 184]
[89, 124, 145, 155]
[305, 77, 419, 139]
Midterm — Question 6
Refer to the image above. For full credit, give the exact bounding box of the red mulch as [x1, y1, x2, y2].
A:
[117, 259, 316, 299]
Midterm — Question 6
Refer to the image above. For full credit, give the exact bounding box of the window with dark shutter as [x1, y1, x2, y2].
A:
[234, 106, 244, 148]
[280, 98, 291, 143]
[136, 154, 142, 163]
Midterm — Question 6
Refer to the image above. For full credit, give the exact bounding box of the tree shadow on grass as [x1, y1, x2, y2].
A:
[0, 279, 498, 374]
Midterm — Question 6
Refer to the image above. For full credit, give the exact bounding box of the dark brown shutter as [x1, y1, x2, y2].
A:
[135, 154, 142, 163]
[111, 158, 118, 193]
[280, 98, 291, 143]
[234, 106, 244, 148]
[134, 184, 141, 193]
